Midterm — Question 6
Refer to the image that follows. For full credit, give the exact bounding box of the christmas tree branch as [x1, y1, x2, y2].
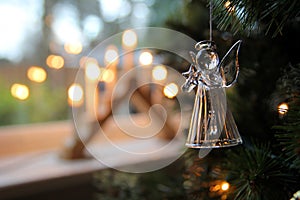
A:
[212, 0, 300, 36]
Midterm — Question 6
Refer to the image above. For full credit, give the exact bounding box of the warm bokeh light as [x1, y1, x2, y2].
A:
[11, 83, 29, 100]
[46, 54, 64, 69]
[85, 59, 100, 81]
[122, 29, 137, 48]
[163, 83, 178, 99]
[104, 46, 118, 64]
[224, 1, 235, 12]
[224, 1, 231, 8]
[152, 65, 167, 81]
[100, 68, 115, 83]
[68, 83, 84, 106]
[139, 51, 153, 66]
[278, 102, 289, 115]
[64, 40, 83, 54]
[210, 184, 221, 192]
[27, 66, 47, 83]
[221, 182, 230, 191]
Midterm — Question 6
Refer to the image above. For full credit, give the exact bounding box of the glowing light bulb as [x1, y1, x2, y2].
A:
[163, 83, 178, 99]
[278, 102, 288, 115]
[139, 51, 153, 66]
[27, 66, 47, 83]
[152, 65, 167, 81]
[221, 182, 230, 191]
[122, 29, 137, 48]
[224, 1, 235, 12]
[11, 84, 29, 100]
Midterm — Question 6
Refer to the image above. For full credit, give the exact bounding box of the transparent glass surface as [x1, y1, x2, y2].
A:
[182, 40, 243, 148]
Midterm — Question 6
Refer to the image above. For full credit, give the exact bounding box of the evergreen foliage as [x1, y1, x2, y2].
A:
[212, 0, 300, 37]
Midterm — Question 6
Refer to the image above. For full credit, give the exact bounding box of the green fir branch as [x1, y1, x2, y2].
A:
[212, 0, 300, 36]
[224, 142, 296, 200]
[274, 101, 300, 171]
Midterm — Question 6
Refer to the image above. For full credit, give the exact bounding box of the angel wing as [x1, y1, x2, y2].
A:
[218, 40, 242, 88]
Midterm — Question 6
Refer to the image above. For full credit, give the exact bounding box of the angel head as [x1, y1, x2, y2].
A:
[194, 40, 219, 73]
[182, 40, 242, 90]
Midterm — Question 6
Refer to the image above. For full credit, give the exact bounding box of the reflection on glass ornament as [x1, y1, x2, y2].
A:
[182, 40, 243, 148]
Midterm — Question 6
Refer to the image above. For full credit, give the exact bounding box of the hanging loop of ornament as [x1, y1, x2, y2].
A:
[181, 0, 243, 149]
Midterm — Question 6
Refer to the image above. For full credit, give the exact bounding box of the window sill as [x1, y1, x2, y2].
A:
[0, 116, 183, 199]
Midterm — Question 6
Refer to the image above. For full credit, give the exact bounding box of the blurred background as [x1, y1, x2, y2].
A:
[0, 0, 181, 126]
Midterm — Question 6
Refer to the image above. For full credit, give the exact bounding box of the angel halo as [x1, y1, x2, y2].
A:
[182, 40, 243, 148]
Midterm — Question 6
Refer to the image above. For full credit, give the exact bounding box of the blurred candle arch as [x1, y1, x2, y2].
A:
[99, 68, 115, 83]
[152, 65, 167, 81]
[27, 66, 47, 83]
[104, 45, 119, 65]
[85, 58, 101, 81]
[163, 83, 179, 99]
[139, 51, 153, 66]
[11, 84, 30, 101]
[46, 55, 64, 69]
[68, 83, 84, 107]
[122, 29, 138, 49]
[64, 40, 83, 55]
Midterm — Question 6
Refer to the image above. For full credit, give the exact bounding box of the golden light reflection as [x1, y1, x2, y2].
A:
[139, 51, 153, 66]
[278, 102, 288, 115]
[210, 184, 221, 192]
[27, 66, 47, 83]
[11, 83, 29, 100]
[152, 65, 167, 81]
[122, 29, 137, 48]
[100, 68, 115, 83]
[85, 59, 100, 81]
[68, 83, 84, 106]
[64, 41, 83, 55]
[163, 83, 178, 99]
[46, 54, 64, 69]
[224, 1, 231, 8]
[224, 1, 235, 12]
[104, 46, 118, 64]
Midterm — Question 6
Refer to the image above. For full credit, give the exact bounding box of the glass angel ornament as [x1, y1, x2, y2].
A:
[182, 40, 243, 148]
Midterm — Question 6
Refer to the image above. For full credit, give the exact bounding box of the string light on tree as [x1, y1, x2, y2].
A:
[278, 102, 289, 115]
[224, 1, 235, 12]
[221, 181, 230, 191]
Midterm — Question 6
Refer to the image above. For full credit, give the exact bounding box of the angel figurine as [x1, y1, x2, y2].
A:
[182, 40, 243, 148]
